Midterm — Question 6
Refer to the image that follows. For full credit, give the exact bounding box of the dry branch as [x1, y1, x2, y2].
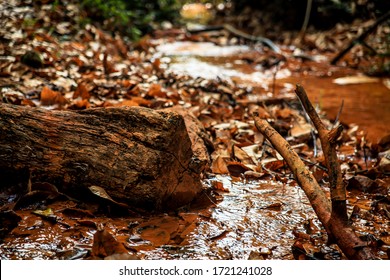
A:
[295, 84, 347, 222]
[253, 84, 376, 259]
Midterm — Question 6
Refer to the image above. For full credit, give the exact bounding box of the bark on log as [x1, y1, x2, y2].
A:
[0, 103, 206, 211]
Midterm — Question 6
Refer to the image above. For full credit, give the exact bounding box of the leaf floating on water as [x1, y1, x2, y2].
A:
[136, 216, 180, 246]
[14, 189, 61, 210]
[32, 208, 61, 224]
[33, 208, 54, 217]
[261, 202, 283, 211]
[211, 180, 229, 192]
[208, 230, 228, 241]
[333, 75, 380, 85]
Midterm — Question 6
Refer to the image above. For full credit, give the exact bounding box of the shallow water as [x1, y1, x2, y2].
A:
[155, 41, 390, 143]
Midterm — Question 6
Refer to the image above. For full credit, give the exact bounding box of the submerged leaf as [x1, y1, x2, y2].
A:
[92, 228, 128, 259]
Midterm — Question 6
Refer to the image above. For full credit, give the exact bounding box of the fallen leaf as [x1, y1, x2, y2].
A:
[211, 180, 229, 192]
[211, 155, 229, 174]
[263, 159, 286, 171]
[0, 210, 21, 239]
[147, 83, 166, 98]
[92, 227, 128, 258]
[88, 185, 128, 208]
[73, 83, 90, 100]
[136, 216, 180, 246]
[347, 175, 375, 193]
[40, 86, 68, 106]
[333, 75, 380, 85]
[290, 122, 312, 138]
[226, 161, 251, 177]
[233, 145, 255, 165]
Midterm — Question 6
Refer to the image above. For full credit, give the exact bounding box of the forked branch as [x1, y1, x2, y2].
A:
[253, 84, 375, 259]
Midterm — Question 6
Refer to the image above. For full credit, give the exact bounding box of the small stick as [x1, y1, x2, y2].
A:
[295, 84, 347, 222]
[331, 10, 390, 65]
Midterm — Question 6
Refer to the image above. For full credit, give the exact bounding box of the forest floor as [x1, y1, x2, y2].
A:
[0, 1, 389, 260]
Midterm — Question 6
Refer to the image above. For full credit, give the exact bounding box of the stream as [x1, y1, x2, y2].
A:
[155, 41, 390, 143]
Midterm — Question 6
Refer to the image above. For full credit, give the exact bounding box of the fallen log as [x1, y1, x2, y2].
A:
[253, 84, 376, 259]
[0, 103, 206, 211]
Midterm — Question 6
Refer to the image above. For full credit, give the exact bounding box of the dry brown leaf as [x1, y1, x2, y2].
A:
[211, 155, 229, 174]
[73, 83, 90, 100]
[263, 159, 285, 171]
[333, 75, 380, 85]
[40, 86, 68, 106]
[118, 99, 141, 107]
[275, 107, 294, 119]
[147, 83, 167, 98]
[226, 161, 251, 177]
[211, 180, 229, 192]
[290, 122, 312, 138]
[233, 145, 255, 165]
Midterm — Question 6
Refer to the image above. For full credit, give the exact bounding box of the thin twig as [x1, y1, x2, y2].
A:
[297, 0, 313, 43]
[332, 100, 344, 128]
[331, 10, 390, 65]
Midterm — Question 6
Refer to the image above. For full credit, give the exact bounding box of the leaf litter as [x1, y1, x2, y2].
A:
[0, 0, 389, 260]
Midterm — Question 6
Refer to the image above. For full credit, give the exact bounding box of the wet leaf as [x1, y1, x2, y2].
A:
[0, 210, 22, 239]
[227, 161, 251, 177]
[33, 208, 54, 217]
[14, 190, 61, 210]
[260, 202, 283, 211]
[208, 230, 228, 241]
[136, 216, 180, 246]
[211, 181, 229, 192]
[92, 228, 128, 259]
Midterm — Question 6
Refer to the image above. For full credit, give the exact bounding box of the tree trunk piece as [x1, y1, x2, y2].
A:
[0, 103, 206, 211]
